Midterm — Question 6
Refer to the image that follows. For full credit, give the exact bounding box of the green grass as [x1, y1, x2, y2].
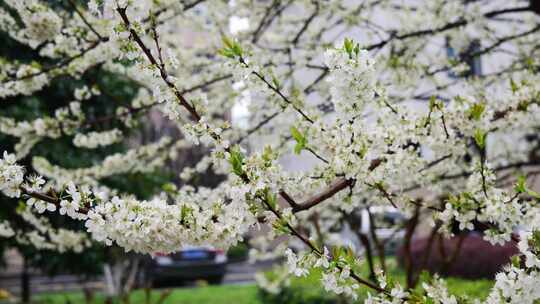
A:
[36, 259, 494, 304]
[260, 258, 494, 303]
[37, 284, 260, 304]
[445, 277, 493, 300]
[379, 259, 493, 300]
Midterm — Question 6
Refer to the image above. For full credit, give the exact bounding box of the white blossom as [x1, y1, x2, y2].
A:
[0, 151, 24, 197]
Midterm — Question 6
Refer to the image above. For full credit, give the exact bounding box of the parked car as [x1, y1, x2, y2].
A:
[143, 246, 227, 286]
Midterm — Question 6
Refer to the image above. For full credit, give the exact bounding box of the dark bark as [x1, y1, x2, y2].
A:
[21, 257, 30, 303]
[531, 0, 540, 14]
[345, 213, 377, 281]
[367, 208, 388, 274]
[403, 206, 420, 290]
[412, 222, 441, 287]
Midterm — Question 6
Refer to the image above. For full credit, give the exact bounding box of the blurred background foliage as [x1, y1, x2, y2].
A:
[0, 22, 171, 281]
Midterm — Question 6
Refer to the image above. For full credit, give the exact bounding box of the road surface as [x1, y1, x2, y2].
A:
[0, 260, 275, 295]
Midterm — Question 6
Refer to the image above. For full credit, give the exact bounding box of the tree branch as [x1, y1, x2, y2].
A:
[116, 7, 201, 122]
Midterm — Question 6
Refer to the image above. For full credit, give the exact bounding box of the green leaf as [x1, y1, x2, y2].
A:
[419, 270, 433, 283]
[344, 246, 356, 265]
[272, 218, 290, 234]
[262, 145, 275, 167]
[510, 255, 521, 268]
[30, 61, 42, 69]
[358, 143, 368, 158]
[231, 43, 243, 57]
[510, 78, 518, 94]
[473, 129, 487, 149]
[290, 126, 307, 154]
[180, 205, 193, 224]
[513, 174, 540, 199]
[222, 36, 236, 50]
[332, 246, 343, 260]
[454, 95, 467, 105]
[374, 181, 386, 191]
[218, 48, 236, 59]
[343, 38, 361, 59]
[353, 44, 360, 57]
[219, 36, 243, 59]
[264, 188, 277, 209]
[514, 175, 527, 193]
[531, 230, 540, 251]
[429, 95, 437, 111]
[429, 96, 442, 110]
[16, 201, 27, 214]
[527, 189, 540, 200]
[290, 126, 303, 142]
[271, 75, 280, 89]
[162, 182, 177, 193]
[343, 38, 354, 56]
[467, 102, 485, 121]
[517, 100, 529, 112]
[293, 143, 304, 154]
[228, 145, 245, 177]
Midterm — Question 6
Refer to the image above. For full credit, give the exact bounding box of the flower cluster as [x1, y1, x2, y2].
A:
[32, 137, 173, 187]
[324, 44, 377, 118]
[0, 101, 85, 158]
[1, 0, 540, 302]
[83, 182, 256, 253]
[282, 246, 365, 299]
[9, 206, 90, 253]
[0, 221, 15, 238]
[73, 129, 123, 149]
[2, 152, 255, 254]
[0, 152, 24, 197]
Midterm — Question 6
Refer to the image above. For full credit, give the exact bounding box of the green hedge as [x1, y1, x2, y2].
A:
[228, 242, 249, 262]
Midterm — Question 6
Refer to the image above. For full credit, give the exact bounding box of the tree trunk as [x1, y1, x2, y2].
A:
[345, 212, 377, 281]
[21, 257, 30, 303]
[531, 0, 540, 15]
[403, 206, 420, 290]
[367, 208, 387, 273]
[412, 222, 441, 287]
[103, 256, 141, 301]
[358, 232, 376, 281]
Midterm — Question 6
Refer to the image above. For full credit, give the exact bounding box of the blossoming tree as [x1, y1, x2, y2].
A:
[2, 0, 540, 302]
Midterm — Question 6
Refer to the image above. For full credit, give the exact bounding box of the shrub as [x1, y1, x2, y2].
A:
[258, 270, 345, 304]
[397, 232, 518, 279]
[227, 242, 249, 262]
